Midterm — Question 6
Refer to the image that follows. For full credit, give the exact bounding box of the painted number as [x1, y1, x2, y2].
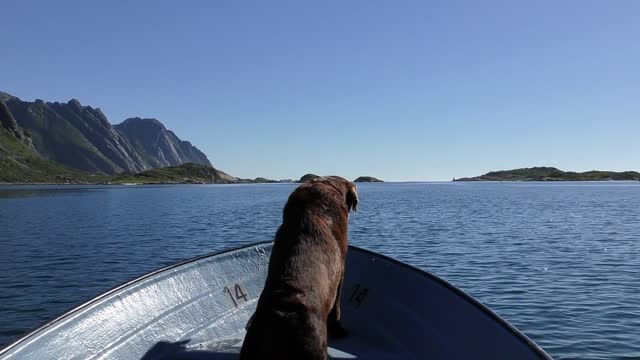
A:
[224, 284, 249, 308]
[349, 284, 369, 307]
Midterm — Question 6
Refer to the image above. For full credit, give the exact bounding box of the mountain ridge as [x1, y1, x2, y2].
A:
[114, 117, 211, 170]
[1, 99, 109, 184]
[1, 91, 212, 175]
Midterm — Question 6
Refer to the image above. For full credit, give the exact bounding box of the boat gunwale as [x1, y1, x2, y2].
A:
[0, 241, 274, 355]
[350, 246, 552, 359]
[0, 241, 552, 359]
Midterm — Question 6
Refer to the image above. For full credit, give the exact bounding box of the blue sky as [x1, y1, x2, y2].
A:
[4, 1, 639, 181]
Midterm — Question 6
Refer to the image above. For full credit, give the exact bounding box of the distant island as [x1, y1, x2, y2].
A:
[298, 173, 321, 183]
[354, 176, 383, 183]
[298, 174, 384, 183]
[455, 167, 640, 182]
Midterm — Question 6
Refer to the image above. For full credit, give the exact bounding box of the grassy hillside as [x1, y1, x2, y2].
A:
[110, 163, 239, 184]
[0, 129, 109, 183]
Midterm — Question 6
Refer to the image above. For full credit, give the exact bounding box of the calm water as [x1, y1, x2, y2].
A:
[1, 182, 639, 359]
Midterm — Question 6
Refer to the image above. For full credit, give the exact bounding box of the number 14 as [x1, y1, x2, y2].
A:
[224, 284, 249, 308]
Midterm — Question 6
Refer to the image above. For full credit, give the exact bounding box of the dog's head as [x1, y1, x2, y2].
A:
[313, 176, 359, 213]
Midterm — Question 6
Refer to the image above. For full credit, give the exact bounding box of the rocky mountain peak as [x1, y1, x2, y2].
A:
[115, 117, 211, 169]
[119, 117, 166, 130]
[67, 98, 83, 111]
[0, 91, 18, 103]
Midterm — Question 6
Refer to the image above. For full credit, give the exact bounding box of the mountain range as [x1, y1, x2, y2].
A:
[0, 91, 211, 175]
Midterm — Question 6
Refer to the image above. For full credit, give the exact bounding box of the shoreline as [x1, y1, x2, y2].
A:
[2, 180, 640, 186]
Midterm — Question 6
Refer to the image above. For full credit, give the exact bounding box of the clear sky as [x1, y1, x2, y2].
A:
[4, 1, 639, 181]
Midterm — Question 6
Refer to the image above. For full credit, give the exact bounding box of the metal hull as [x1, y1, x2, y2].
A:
[0, 242, 551, 359]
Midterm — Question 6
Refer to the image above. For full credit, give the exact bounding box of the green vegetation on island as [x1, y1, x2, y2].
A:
[455, 167, 640, 182]
[0, 129, 109, 184]
[1, 99, 109, 184]
[354, 176, 383, 183]
[110, 163, 239, 184]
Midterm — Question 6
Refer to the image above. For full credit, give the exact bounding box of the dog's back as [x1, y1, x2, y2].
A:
[240, 177, 358, 360]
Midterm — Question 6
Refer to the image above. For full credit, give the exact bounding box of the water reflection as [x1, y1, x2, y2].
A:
[0, 186, 103, 199]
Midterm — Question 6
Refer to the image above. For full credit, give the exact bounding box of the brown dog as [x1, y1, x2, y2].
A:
[239, 176, 358, 360]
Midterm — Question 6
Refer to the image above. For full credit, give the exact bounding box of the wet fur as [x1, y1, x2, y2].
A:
[240, 176, 358, 360]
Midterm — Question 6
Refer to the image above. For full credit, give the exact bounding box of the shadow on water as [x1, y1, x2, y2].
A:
[0, 184, 223, 199]
[140, 340, 238, 360]
[0, 187, 102, 199]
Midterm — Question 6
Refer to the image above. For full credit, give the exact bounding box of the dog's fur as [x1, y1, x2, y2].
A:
[239, 176, 358, 360]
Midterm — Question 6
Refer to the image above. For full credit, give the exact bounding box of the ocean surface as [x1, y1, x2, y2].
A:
[1, 182, 639, 359]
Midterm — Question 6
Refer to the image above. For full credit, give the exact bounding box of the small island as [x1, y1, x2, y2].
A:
[454, 167, 640, 182]
[298, 173, 321, 183]
[354, 176, 383, 183]
[297, 174, 384, 183]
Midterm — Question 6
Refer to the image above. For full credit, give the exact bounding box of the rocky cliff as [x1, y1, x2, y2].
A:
[115, 118, 211, 170]
[0, 99, 33, 150]
[1, 98, 104, 183]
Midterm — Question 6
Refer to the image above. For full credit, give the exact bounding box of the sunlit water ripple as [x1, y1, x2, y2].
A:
[1, 182, 639, 359]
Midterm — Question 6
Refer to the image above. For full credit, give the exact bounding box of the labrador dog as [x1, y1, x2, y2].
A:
[239, 176, 358, 360]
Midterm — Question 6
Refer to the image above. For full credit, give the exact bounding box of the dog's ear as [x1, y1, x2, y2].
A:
[346, 184, 358, 212]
